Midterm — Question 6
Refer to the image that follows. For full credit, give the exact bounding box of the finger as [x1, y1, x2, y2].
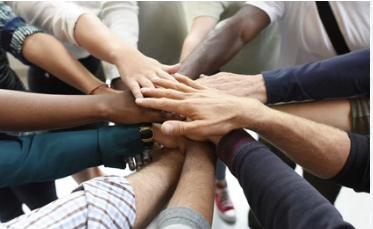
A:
[135, 154, 143, 169]
[127, 80, 143, 99]
[151, 78, 194, 92]
[145, 109, 184, 122]
[174, 73, 206, 90]
[157, 70, 178, 82]
[161, 120, 205, 136]
[125, 157, 136, 171]
[139, 78, 155, 89]
[140, 88, 186, 100]
[142, 150, 150, 165]
[136, 97, 183, 114]
[161, 63, 181, 74]
[199, 74, 208, 78]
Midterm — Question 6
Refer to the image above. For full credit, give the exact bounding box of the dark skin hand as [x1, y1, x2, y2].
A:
[179, 5, 270, 79]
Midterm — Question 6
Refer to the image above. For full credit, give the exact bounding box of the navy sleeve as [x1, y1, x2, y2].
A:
[263, 49, 370, 104]
[328, 132, 370, 193]
[217, 129, 355, 229]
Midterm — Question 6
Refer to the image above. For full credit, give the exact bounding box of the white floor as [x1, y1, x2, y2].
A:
[41, 163, 369, 229]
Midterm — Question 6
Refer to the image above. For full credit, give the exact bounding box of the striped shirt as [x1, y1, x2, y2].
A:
[1, 176, 136, 229]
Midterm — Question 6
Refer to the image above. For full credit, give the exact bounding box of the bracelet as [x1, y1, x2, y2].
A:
[139, 123, 154, 149]
[88, 84, 113, 95]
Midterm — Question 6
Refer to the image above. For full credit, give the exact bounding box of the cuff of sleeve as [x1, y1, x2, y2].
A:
[1, 17, 44, 65]
[216, 129, 255, 170]
[98, 125, 144, 169]
[194, 2, 225, 21]
[262, 66, 304, 104]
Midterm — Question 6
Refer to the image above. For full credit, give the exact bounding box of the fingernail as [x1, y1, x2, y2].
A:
[136, 98, 144, 102]
[140, 88, 149, 91]
[163, 123, 173, 134]
[179, 114, 185, 118]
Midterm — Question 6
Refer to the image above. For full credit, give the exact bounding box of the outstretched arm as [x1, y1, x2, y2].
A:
[179, 5, 269, 79]
[135, 76, 365, 184]
[0, 89, 179, 132]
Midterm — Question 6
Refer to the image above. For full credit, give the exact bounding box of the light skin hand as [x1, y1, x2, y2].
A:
[75, 14, 180, 99]
[135, 74, 262, 141]
[197, 73, 268, 103]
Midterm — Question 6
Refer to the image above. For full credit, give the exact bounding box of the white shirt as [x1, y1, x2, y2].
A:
[246, 1, 370, 67]
[9, 2, 188, 80]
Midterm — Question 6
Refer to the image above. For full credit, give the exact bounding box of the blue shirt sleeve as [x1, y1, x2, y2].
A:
[263, 49, 370, 104]
[0, 3, 44, 65]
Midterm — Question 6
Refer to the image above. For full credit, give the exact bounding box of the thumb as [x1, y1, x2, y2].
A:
[162, 63, 181, 74]
[161, 121, 199, 136]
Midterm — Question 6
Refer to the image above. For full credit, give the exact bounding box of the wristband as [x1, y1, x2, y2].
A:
[88, 84, 113, 95]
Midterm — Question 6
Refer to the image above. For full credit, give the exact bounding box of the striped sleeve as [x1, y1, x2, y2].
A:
[0, 3, 44, 65]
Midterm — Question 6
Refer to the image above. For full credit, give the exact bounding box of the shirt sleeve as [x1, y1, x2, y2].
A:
[0, 3, 44, 65]
[216, 129, 355, 229]
[100, 1, 139, 80]
[245, 1, 285, 23]
[0, 125, 143, 187]
[193, 1, 230, 21]
[262, 48, 370, 104]
[8, 1, 93, 46]
[328, 132, 370, 193]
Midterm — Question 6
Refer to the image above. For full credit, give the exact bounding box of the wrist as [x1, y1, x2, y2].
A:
[110, 44, 140, 66]
[237, 97, 269, 131]
[244, 74, 267, 103]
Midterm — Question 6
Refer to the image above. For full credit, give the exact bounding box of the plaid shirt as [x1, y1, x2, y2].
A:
[1, 176, 136, 229]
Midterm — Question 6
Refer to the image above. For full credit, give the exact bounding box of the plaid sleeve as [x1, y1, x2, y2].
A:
[3, 176, 136, 229]
[0, 3, 44, 65]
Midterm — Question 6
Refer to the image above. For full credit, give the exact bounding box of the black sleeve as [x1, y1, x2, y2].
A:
[328, 132, 370, 193]
[217, 129, 355, 229]
[263, 49, 370, 104]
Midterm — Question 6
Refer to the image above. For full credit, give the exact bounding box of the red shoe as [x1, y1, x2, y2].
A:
[215, 180, 236, 223]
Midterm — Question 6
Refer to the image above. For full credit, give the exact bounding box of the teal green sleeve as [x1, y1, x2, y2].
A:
[0, 125, 143, 187]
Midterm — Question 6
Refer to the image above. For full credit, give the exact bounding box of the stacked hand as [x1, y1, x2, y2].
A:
[114, 50, 181, 99]
[196, 72, 268, 103]
[135, 74, 265, 142]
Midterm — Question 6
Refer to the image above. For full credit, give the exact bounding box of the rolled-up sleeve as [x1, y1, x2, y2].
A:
[0, 3, 43, 65]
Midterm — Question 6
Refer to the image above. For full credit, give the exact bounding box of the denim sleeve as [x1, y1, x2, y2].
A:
[0, 3, 44, 65]
[263, 49, 370, 104]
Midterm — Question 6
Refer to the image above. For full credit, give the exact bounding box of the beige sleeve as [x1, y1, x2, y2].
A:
[193, 1, 230, 20]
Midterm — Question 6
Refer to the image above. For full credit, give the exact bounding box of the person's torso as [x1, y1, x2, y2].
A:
[277, 1, 369, 67]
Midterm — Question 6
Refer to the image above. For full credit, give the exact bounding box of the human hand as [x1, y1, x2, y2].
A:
[196, 72, 268, 103]
[135, 74, 265, 141]
[101, 90, 183, 124]
[114, 50, 181, 99]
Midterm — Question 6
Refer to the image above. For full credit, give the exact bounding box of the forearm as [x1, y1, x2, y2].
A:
[126, 148, 184, 229]
[243, 104, 351, 179]
[217, 129, 354, 229]
[0, 89, 107, 131]
[179, 17, 218, 63]
[179, 5, 269, 79]
[167, 142, 216, 225]
[22, 33, 104, 94]
[74, 14, 140, 66]
[271, 99, 352, 132]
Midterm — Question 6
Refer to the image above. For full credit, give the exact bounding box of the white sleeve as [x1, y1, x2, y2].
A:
[100, 1, 139, 80]
[8, 1, 96, 46]
[245, 1, 285, 23]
